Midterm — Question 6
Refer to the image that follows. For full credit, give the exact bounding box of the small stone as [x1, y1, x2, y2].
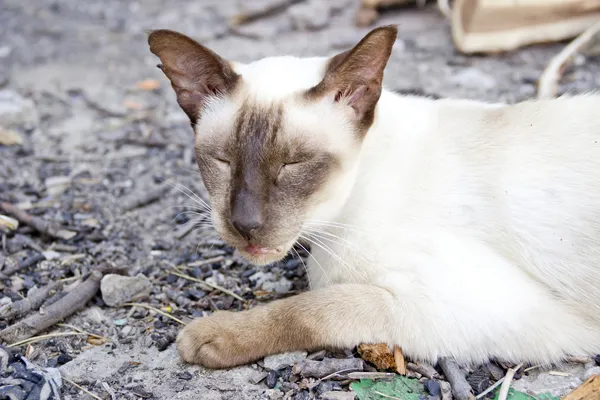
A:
[57, 353, 73, 365]
[440, 381, 452, 400]
[177, 371, 193, 380]
[262, 278, 293, 294]
[0, 90, 39, 129]
[249, 370, 268, 384]
[467, 366, 491, 394]
[594, 354, 600, 366]
[321, 392, 356, 400]
[424, 379, 441, 396]
[266, 370, 279, 388]
[584, 366, 600, 380]
[114, 318, 128, 326]
[264, 351, 308, 371]
[289, 0, 330, 31]
[450, 68, 496, 90]
[101, 273, 152, 307]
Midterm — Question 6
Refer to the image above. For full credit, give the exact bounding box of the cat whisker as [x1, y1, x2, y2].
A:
[295, 240, 331, 286]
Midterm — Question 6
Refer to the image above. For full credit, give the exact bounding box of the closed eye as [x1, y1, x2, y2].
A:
[276, 161, 303, 182]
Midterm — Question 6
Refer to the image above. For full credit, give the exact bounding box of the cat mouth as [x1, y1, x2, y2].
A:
[244, 245, 283, 255]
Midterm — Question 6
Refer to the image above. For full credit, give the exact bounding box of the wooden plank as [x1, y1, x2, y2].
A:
[452, 0, 600, 53]
[562, 374, 600, 400]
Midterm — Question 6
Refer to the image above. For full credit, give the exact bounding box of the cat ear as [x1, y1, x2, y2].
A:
[148, 29, 239, 124]
[307, 25, 397, 130]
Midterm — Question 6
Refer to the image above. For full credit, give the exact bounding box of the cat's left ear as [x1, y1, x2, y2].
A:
[307, 25, 397, 132]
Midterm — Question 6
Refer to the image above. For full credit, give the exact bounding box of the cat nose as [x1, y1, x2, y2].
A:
[231, 216, 263, 240]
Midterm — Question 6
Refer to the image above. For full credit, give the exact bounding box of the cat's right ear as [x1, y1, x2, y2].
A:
[148, 30, 239, 125]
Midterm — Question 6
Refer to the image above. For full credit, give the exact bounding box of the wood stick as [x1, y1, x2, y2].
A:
[0, 253, 46, 277]
[0, 271, 102, 343]
[0, 202, 76, 240]
[121, 183, 171, 212]
[393, 345, 407, 375]
[292, 358, 364, 379]
[538, 20, 600, 99]
[0, 281, 63, 321]
[407, 362, 441, 380]
[497, 363, 522, 400]
[438, 357, 475, 400]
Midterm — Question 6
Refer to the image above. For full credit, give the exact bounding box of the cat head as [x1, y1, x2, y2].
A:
[148, 26, 397, 265]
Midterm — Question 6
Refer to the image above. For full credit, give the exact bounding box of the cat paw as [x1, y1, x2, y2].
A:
[176, 311, 253, 369]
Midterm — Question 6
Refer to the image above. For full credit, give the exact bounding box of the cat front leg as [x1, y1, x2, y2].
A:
[176, 283, 398, 368]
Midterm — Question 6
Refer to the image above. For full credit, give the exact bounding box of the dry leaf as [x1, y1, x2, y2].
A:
[123, 99, 143, 110]
[0, 215, 19, 231]
[135, 79, 160, 91]
[88, 337, 107, 346]
[358, 343, 397, 371]
[0, 127, 23, 146]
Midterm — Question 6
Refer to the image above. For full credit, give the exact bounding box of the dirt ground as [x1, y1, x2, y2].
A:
[1, 0, 600, 399]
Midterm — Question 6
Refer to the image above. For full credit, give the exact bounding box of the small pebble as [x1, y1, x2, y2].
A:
[424, 379, 442, 396]
[177, 371, 193, 380]
[266, 370, 279, 389]
[57, 353, 73, 365]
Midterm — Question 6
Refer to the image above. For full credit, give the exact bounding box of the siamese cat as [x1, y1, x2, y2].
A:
[148, 25, 600, 369]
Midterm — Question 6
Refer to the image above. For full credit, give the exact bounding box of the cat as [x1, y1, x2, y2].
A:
[148, 25, 600, 369]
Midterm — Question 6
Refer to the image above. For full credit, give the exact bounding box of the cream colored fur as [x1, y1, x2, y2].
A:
[193, 53, 600, 366]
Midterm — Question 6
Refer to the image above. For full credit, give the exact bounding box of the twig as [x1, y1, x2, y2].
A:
[121, 183, 172, 212]
[437, 0, 452, 19]
[7, 331, 87, 347]
[0, 253, 46, 277]
[230, 0, 305, 26]
[0, 271, 102, 343]
[169, 270, 246, 303]
[0, 201, 76, 240]
[407, 362, 440, 379]
[0, 281, 62, 321]
[394, 345, 406, 375]
[475, 377, 505, 399]
[186, 256, 225, 267]
[439, 357, 474, 400]
[122, 303, 186, 325]
[346, 371, 397, 380]
[498, 363, 523, 400]
[63, 377, 104, 400]
[57, 323, 109, 341]
[538, 20, 600, 99]
[292, 358, 364, 379]
[374, 391, 402, 400]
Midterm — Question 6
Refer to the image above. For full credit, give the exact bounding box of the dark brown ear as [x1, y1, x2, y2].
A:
[148, 29, 239, 124]
[307, 25, 398, 133]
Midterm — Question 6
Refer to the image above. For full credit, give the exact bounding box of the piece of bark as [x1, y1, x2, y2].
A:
[563, 374, 600, 400]
[0, 271, 102, 343]
[121, 184, 171, 212]
[451, 0, 600, 54]
[0, 253, 46, 278]
[0, 202, 76, 240]
[407, 362, 440, 380]
[394, 345, 406, 375]
[357, 343, 396, 371]
[438, 357, 474, 400]
[292, 358, 364, 379]
[0, 281, 63, 321]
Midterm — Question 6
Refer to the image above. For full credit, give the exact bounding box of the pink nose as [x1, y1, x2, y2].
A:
[245, 245, 278, 255]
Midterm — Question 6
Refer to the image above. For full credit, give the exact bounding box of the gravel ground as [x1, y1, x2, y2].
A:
[1, 0, 600, 399]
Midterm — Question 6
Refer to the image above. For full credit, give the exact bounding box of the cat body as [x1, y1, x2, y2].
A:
[147, 26, 600, 368]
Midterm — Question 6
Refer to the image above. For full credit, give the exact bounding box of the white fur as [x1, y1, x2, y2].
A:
[206, 56, 600, 365]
